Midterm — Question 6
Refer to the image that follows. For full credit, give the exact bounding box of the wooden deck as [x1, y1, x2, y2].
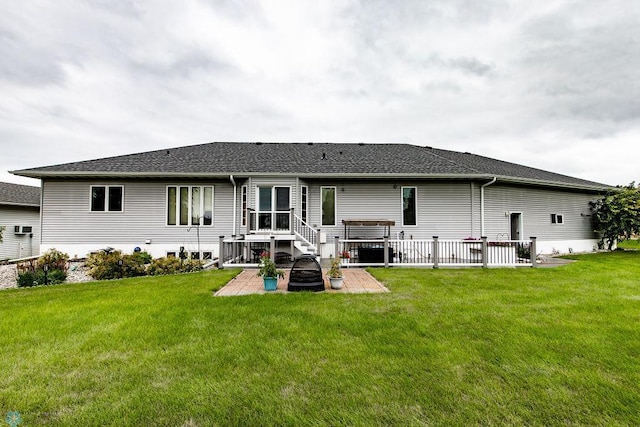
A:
[214, 268, 389, 296]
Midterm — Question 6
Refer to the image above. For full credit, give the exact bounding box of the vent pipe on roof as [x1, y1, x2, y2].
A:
[480, 177, 497, 237]
[321, 152, 327, 160]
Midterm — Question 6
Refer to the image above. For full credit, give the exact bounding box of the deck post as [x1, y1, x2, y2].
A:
[290, 240, 294, 261]
[290, 208, 295, 235]
[231, 235, 237, 261]
[433, 236, 439, 269]
[530, 237, 537, 267]
[334, 236, 340, 259]
[218, 236, 225, 269]
[384, 235, 389, 267]
[270, 236, 276, 262]
[481, 236, 488, 268]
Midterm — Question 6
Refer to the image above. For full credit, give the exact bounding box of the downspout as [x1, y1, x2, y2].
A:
[230, 175, 237, 236]
[480, 177, 497, 237]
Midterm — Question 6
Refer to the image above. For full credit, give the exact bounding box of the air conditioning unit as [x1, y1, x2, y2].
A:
[14, 225, 33, 235]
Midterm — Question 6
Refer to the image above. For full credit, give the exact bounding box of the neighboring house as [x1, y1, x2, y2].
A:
[11, 142, 609, 261]
[0, 182, 41, 261]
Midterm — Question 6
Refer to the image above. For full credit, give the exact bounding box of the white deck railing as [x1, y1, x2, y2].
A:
[335, 237, 536, 268]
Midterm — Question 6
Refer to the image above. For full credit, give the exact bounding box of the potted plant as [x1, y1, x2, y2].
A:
[327, 257, 344, 289]
[257, 254, 284, 291]
[339, 250, 351, 264]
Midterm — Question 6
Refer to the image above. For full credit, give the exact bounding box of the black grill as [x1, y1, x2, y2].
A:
[287, 255, 324, 292]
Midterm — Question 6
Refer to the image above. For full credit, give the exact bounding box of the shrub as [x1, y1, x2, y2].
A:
[86, 250, 147, 280]
[131, 250, 153, 265]
[37, 248, 69, 272]
[17, 271, 37, 287]
[17, 268, 67, 288]
[147, 257, 203, 276]
[16, 248, 70, 287]
[86, 250, 123, 280]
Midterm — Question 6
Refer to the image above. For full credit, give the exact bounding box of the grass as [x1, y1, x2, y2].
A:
[618, 238, 640, 250]
[1, 253, 639, 426]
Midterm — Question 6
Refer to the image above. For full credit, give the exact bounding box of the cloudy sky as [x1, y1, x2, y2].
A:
[1, 0, 638, 187]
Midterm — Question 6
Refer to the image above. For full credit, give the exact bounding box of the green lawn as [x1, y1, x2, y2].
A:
[1, 253, 639, 426]
[618, 238, 640, 250]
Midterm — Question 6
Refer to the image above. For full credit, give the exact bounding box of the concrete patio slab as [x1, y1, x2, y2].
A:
[214, 268, 389, 296]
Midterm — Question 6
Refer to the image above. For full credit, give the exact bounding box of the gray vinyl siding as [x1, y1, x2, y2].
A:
[41, 180, 234, 246]
[307, 181, 475, 239]
[483, 184, 597, 240]
[0, 205, 40, 260]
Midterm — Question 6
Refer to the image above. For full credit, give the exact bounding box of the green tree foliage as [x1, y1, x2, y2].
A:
[590, 183, 640, 250]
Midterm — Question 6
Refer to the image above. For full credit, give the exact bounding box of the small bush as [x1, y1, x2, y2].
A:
[17, 268, 67, 288]
[131, 251, 153, 265]
[16, 248, 70, 287]
[17, 271, 37, 287]
[86, 250, 123, 280]
[37, 248, 69, 272]
[147, 257, 203, 276]
[86, 250, 148, 280]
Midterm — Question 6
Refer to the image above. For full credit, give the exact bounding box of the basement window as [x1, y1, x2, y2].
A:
[551, 214, 564, 224]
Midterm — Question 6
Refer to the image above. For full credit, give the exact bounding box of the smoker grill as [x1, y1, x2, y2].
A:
[287, 255, 325, 292]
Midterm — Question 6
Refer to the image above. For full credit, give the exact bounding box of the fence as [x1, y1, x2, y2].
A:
[336, 236, 536, 268]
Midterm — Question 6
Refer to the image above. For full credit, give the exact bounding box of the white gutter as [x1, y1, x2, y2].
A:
[230, 175, 237, 236]
[480, 177, 497, 237]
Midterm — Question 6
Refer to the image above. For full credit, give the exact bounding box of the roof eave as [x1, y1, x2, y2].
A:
[0, 201, 40, 208]
[11, 170, 611, 192]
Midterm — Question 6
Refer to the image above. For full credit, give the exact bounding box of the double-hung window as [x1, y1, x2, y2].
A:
[167, 186, 213, 226]
[91, 185, 124, 212]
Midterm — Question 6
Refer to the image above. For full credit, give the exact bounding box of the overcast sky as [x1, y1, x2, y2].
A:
[1, 0, 638, 187]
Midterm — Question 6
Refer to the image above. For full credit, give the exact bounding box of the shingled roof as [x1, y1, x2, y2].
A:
[0, 182, 40, 207]
[11, 142, 609, 191]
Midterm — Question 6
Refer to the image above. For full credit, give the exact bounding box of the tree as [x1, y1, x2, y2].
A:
[590, 183, 640, 250]
[0, 225, 4, 243]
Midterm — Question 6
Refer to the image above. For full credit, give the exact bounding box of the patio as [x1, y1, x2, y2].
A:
[214, 268, 389, 296]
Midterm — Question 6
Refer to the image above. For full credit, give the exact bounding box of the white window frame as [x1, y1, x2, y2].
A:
[401, 186, 418, 227]
[255, 186, 292, 231]
[90, 185, 124, 213]
[166, 185, 214, 227]
[301, 185, 308, 224]
[320, 186, 337, 227]
[241, 185, 248, 227]
[551, 213, 564, 225]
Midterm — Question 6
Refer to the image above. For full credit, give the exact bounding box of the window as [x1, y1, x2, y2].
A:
[551, 213, 564, 224]
[301, 186, 308, 223]
[167, 186, 214, 226]
[402, 187, 417, 226]
[321, 186, 336, 226]
[241, 185, 248, 227]
[91, 185, 123, 212]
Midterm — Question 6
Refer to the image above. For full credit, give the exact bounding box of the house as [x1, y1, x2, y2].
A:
[11, 142, 609, 263]
[0, 182, 41, 261]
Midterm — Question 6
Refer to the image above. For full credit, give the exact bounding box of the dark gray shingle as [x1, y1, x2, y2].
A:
[0, 182, 41, 207]
[11, 142, 609, 190]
